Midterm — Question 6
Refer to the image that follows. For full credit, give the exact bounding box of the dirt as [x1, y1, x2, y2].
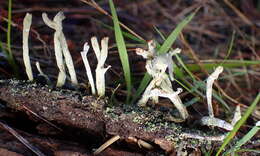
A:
[0, 79, 227, 155]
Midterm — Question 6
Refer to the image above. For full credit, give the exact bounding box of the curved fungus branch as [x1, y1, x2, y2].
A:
[23, 13, 33, 81]
[81, 42, 96, 95]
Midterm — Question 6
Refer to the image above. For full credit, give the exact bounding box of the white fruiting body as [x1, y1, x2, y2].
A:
[23, 13, 33, 81]
[81, 42, 96, 95]
[201, 66, 241, 131]
[91, 37, 111, 97]
[42, 12, 78, 87]
[136, 40, 188, 121]
[231, 105, 241, 126]
[36, 61, 50, 84]
[206, 66, 223, 117]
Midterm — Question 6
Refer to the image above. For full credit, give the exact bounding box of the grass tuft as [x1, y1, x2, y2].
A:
[4, 0, 19, 78]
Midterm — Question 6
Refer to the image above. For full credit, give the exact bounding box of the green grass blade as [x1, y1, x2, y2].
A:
[5, 0, 19, 78]
[192, 80, 230, 111]
[183, 97, 200, 107]
[132, 11, 196, 104]
[216, 92, 260, 156]
[225, 123, 260, 155]
[235, 149, 260, 154]
[109, 0, 132, 103]
[212, 91, 230, 111]
[154, 26, 195, 81]
[221, 30, 236, 65]
[157, 12, 196, 54]
[186, 60, 260, 72]
[131, 73, 151, 104]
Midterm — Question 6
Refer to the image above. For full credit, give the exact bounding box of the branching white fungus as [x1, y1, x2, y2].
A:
[136, 40, 188, 121]
[23, 13, 33, 81]
[42, 12, 78, 87]
[80, 42, 96, 95]
[149, 88, 189, 121]
[91, 37, 111, 97]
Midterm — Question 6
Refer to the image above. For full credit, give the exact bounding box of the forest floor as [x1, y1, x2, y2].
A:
[0, 0, 260, 155]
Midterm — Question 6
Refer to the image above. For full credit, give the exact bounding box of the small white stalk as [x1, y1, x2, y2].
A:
[80, 42, 96, 95]
[206, 66, 223, 117]
[201, 66, 242, 131]
[231, 105, 241, 126]
[42, 12, 78, 87]
[256, 121, 260, 126]
[23, 13, 33, 81]
[91, 37, 111, 97]
[36, 61, 45, 76]
[36, 61, 50, 84]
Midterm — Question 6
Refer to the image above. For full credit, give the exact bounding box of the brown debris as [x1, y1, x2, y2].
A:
[0, 148, 24, 156]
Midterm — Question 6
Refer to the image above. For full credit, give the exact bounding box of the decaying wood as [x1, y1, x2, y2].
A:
[0, 79, 223, 155]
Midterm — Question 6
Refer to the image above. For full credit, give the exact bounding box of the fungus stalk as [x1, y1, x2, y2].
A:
[59, 25, 78, 86]
[91, 37, 111, 97]
[23, 13, 33, 81]
[80, 42, 96, 95]
[36, 61, 51, 85]
[201, 66, 241, 131]
[206, 66, 223, 117]
[42, 12, 78, 87]
[136, 40, 188, 121]
[231, 105, 241, 126]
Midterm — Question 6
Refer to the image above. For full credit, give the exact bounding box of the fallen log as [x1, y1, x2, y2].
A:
[0, 79, 222, 155]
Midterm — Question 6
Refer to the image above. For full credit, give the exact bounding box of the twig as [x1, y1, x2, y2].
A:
[0, 121, 46, 156]
[223, 0, 253, 26]
[94, 135, 120, 155]
[80, 0, 144, 41]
